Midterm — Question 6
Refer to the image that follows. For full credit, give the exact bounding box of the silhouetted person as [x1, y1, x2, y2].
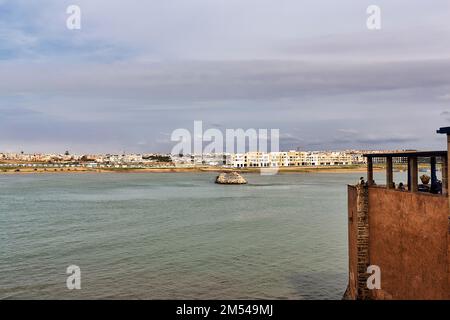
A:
[431, 179, 442, 194]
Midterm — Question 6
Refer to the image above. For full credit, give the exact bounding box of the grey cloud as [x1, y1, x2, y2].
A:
[438, 94, 450, 100]
[1, 0, 450, 153]
[331, 129, 419, 146]
[337, 129, 359, 134]
[2, 59, 450, 104]
[355, 136, 418, 145]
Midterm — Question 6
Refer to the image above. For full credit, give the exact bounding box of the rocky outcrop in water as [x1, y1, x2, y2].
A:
[215, 171, 247, 185]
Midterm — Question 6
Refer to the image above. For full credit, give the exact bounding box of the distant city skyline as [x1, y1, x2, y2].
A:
[0, 149, 393, 169]
[1, 1, 450, 154]
[0, 148, 416, 156]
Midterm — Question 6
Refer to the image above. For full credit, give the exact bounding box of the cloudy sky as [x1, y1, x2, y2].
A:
[1, 0, 450, 153]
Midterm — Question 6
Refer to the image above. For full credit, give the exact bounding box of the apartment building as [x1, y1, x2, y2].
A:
[229, 150, 359, 168]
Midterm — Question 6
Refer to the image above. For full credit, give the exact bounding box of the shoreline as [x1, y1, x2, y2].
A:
[0, 165, 385, 175]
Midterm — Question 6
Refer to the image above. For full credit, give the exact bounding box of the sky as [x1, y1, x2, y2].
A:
[0, 0, 450, 153]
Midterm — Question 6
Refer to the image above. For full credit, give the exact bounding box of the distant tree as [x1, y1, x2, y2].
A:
[148, 155, 172, 162]
[79, 155, 95, 162]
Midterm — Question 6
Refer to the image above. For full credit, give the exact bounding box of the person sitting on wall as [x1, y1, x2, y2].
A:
[431, 179, 442, 194]
[418, 174, 431, 193]
[398, 182, 405, 191]
[359, 177, 365, 185]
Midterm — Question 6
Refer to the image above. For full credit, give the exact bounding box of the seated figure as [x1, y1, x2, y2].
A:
[418, 174, 431, 192]
[431, 180, 442, 194]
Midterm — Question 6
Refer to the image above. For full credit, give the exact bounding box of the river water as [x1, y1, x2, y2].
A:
[0, 171, 401, 299]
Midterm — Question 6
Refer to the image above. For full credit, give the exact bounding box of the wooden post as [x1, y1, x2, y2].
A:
[442, 155, 448, 195]
[446, 135, 450, 195]
[407, 157, 411, 191]
[367, 157, 373, 185]
[386, 157, 393, 189]
[430, 156, 437, 187]
[409, 157, 418, 192]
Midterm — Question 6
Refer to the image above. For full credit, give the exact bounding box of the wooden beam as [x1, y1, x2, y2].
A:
[386, 157, 393, 189]
[364, 151, 446, 158]
[367, 157, 374, 185]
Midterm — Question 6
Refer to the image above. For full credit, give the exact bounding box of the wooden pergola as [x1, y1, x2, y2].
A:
[363, 151, 448, 193]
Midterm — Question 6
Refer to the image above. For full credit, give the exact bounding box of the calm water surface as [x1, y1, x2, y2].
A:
[0, 171, 395, 299]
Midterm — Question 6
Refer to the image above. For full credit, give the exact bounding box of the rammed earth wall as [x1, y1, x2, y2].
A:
[346, 185, 450, 299]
